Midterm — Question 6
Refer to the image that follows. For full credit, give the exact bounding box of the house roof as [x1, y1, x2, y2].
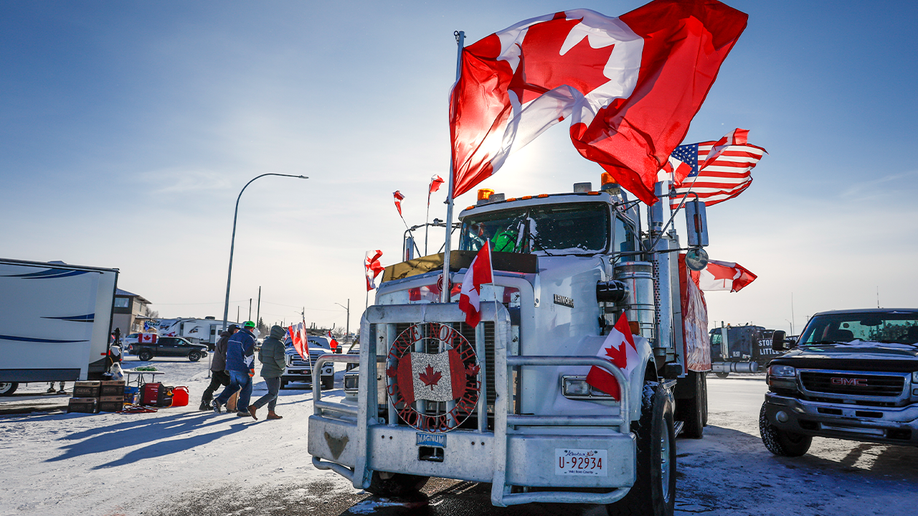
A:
[115, 288, 151, 304]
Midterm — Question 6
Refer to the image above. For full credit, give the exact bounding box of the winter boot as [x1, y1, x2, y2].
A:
[199, 400, 212, 411]
[267, 411, 282, 420]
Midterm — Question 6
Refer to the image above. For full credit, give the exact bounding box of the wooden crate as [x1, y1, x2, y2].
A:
[68, 397, 98, 413]
[100, 380, 126, 397]
[98, 399, 125, 412]
[73, 381, 101, 398]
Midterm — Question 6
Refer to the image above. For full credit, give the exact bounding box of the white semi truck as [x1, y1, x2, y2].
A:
[0, 258, 119, 396]
[308, 178, 712, 516]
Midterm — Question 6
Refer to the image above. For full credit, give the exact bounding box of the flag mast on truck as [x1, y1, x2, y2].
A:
[440, 30, 465, 304]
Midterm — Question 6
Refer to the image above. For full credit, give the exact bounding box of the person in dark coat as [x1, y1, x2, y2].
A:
[248, 325, 288, 420]
[200, 324, 238, 410]
[213, 321, 257, 417]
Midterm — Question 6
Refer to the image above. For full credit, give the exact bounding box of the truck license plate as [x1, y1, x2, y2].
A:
[555, 448, 607, 476]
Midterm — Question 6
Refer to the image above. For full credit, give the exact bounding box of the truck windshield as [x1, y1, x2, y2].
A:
[459, 203, 610, 255]
[798, 312, 918, 346]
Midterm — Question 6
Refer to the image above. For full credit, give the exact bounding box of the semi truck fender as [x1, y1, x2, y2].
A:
[626, 334, 655, 423]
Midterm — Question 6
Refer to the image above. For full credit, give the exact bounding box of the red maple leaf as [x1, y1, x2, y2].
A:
[466, 363, 480, 376]
[386, 365, 399, 378]
[509, 15, 618, 105]
[418, 364, 442, 390]
[707, 262, 737, 281]
[604, 342, 627, 368]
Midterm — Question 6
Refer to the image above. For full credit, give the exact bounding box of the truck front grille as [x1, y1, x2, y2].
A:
[393, 321, 496, 426]
[800, 371, 905, 398]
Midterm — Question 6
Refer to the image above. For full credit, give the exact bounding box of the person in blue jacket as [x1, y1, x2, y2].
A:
[213, 320, 257, 418]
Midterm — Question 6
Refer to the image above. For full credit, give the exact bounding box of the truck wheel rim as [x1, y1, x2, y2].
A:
[660, 426, 672, 500]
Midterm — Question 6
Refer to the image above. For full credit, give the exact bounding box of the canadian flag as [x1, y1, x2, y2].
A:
[365, 250, 384, 291]
[139, 333, 157, 344]
[393, 190, 405, 217]
[691, 259, 756, 293]
[586, 313, 639, 400]
[327, 331, 339, 353]
[458, 242, 493, 327]
[449, 2, 748, 204]
[395, 349, 467, 405]
[287, 323, 309, 360]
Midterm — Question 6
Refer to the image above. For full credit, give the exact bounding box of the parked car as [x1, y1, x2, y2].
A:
[128, 336, 208, 362]
[760, 308, 918, 457]
[281, 336, 335, 390]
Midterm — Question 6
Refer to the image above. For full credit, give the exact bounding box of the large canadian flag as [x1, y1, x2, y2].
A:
[287, 323, 310, 360]
[449, 0, 748, 204]
[458, 242, 493, 327]
[396, 349, 467, 405]
[691, 259, 756, 293]
[586, 313, 640, 400]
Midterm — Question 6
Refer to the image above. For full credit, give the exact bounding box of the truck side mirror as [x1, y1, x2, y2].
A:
[685, 199, 709, 247]
[772, 330, 795, 351]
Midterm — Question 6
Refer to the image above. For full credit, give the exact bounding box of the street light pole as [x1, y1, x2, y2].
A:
[334, 299, 350, 337]
[222, 173, 308, 332]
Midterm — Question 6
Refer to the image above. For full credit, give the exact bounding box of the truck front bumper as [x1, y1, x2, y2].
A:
[308, 415, 635, 489]
[764, 392, 918, 445]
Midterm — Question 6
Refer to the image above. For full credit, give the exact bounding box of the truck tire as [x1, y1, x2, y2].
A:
[676, 371, 705, 439]
[138, 350, 153, 361]
[0, 382, 18, 396]
[607, 382, 676, 516]
[759, 402, 811, 457]
[188, 351, 201, 362]
[715, 372, 729, 379]
[701, 372, 708, 427]
[366, 471, 429, 497]
[322, 376, 334, 390]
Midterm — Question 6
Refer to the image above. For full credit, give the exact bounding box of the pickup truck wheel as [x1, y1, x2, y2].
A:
[188, 351, 201, 362]
[607, 382, 676, 516]
[715, 372, 729, 379]
[0, 382, 18, 396]
[366, 471, 429, 497]
[138, 350, 153, 361]
[676, 371, 705, 438]
[759, 402, 811, 457]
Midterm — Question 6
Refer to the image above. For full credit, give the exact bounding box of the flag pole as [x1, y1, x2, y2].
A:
[441, 30, 464, 304]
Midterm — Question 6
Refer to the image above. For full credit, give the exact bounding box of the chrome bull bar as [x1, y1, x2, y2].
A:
[309, 301, 632, 507]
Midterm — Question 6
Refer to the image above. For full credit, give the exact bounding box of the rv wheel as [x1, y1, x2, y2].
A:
[0, 382, 18, 396]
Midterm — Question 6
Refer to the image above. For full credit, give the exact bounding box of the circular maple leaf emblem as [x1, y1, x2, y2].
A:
[386, 322, 481, 432]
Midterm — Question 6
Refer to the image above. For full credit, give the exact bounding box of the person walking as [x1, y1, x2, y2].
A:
[212, 321, 257, 417]
[199, 324, 238, 410]
[248, 325, 287, 420]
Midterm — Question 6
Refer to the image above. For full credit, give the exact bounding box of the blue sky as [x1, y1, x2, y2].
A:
[2, 1, 916, 334]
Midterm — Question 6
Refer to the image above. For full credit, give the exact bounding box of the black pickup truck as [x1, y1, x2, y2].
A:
[759, 308, 918, 456]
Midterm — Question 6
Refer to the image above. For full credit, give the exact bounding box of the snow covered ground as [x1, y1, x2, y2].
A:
[2, 359, 917, 516]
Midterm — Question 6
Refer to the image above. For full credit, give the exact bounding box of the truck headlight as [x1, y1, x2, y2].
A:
[561, 376, 611, 399]
[768, 365, 796, 378]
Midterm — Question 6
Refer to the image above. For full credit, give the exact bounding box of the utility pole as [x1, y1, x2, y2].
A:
[257, 286, 262, 327]
[335, 299, 351, 338]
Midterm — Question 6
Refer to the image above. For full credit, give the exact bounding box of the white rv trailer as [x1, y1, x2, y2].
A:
[0, 258, 118, 395]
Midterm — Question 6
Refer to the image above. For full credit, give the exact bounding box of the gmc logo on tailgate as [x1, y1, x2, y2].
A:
[831, 377, 867, 387]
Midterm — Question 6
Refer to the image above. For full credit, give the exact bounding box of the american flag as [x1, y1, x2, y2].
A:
[669, 141, 766, 209]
